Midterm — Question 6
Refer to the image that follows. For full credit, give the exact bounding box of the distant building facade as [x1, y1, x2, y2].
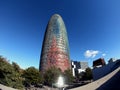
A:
[92, 58, 120, 80]
[80, 61, 88, 70]
[39, 14, 71, 73]
[108, 58, 117, 63]
[71, 61, 88, 76]
[93, 58, 106, 68]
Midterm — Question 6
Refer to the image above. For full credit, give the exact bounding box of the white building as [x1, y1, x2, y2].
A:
[71, 61, 88, 76]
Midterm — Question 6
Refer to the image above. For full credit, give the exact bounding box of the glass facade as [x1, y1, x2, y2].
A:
[40, 14, 71, 72]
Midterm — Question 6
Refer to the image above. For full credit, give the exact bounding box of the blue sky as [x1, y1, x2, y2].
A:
[0, 0, 120, 69]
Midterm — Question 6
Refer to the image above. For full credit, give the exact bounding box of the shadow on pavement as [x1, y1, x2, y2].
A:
[96, 70, 120, 90]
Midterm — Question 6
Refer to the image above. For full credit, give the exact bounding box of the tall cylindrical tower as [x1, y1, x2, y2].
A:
[40, 14, 71, 72]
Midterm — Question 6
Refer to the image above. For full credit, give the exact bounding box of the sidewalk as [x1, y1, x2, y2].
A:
[0, 84, 17, 90]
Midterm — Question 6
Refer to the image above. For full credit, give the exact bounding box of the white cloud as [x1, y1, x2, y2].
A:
[102, 53, 106, 57]
[84, 50, 99, 58]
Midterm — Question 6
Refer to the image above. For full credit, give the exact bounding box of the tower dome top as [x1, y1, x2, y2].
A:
[52, 14, 61, 17]
[51, 14, 62, 19]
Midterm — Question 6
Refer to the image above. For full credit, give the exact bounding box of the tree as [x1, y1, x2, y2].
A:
[12, 62, 21, 73]
[11, 62, 24, 89]
[83, 67, 93, 80]
[0, 56, 24, 89]
[74, 70, 83, 82]
[63, 69, 74, 84]
[43, 66, 62, 86]
[22, 67, 43, 86]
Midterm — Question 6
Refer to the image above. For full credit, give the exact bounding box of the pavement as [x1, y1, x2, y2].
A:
[69, 67, 120, 90]
[0, 84, 17, 90]
[0, 84, 59, 90]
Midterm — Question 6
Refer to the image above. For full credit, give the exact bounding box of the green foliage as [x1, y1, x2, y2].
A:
[64, 69, 74, 84]
[12, 62, 21, 73]
[74, 67, 93, 82]
[0, 56, 24, 89]
[22, 67, 43, 85]
[82, 67, 93, 80]
[43, 66, 62, 86]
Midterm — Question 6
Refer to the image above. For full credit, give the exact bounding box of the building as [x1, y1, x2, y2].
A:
[71, 61, 80, 76]
[108, 58, 116, 63]
[93, 58, 106, 68]
[71, 61, 88, 76]
[92, 58, 120, 80]
[39, 14, 71, 73]
[79, 61, 88, 70]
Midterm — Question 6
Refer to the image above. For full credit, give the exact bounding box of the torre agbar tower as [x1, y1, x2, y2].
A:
[39, 14, 71, 72]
